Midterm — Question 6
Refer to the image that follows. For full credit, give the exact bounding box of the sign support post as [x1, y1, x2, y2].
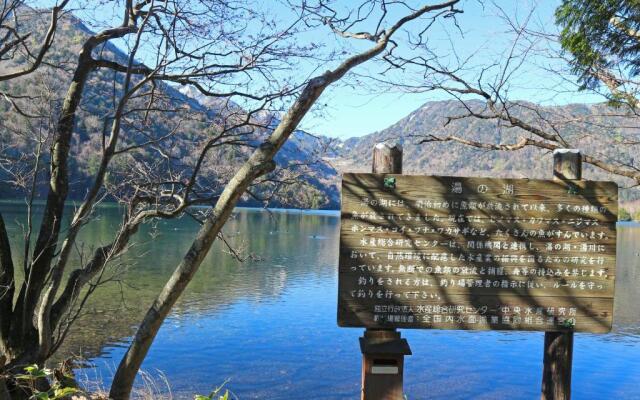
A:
[339, 145, 616, 399]
[541, 149, 581, 400]
[360, 142, 411, 400]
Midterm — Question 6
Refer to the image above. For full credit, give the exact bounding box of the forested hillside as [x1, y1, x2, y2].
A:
[1, 9, 638, 209]
[0, 8, 340, 209]
[333, 100, 639, 203]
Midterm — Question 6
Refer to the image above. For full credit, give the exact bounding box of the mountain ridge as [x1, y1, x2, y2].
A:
[0, 8, 341, 209]
[1, 8, 638, 210]
[330, 99, 638, 205]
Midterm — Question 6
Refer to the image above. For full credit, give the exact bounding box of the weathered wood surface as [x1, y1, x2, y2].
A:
[342, 174, 617, 219]
[542, 331, 574, 399]
[338, 173, 618, 333]
[360, 141, 407, 400]
[372, 142, 403, 175]
[541, 148, 580, 400]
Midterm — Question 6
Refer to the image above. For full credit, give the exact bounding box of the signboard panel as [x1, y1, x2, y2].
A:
[338, 173, 618, 333]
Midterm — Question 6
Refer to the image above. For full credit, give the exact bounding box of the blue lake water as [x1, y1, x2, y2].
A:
[2, 203, 639, 399]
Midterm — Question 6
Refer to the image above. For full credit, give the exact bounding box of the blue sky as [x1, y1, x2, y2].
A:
[40, 0, 603, 139]
[296, 0, 603, 139]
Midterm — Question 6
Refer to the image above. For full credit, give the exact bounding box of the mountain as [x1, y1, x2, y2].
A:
[1, 8, 638, 210]
[0, 8, 341, 209]
[331, 100, 639, 203]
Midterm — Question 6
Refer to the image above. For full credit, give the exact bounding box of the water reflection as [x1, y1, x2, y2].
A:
[1, 203, 341, 361]
[0, 203, 638, 399]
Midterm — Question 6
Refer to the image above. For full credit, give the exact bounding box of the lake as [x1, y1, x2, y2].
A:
[1, 203, 639, 399]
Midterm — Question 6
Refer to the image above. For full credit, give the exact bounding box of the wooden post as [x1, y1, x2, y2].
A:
[372, 142, 403, 175]
[541, 149, 580, 400]
[360, 141, 410, 400]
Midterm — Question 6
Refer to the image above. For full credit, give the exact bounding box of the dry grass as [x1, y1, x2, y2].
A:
[72, 363, 174, 400]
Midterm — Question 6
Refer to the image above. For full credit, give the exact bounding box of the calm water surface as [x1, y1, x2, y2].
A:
[2, 203, 640, 399]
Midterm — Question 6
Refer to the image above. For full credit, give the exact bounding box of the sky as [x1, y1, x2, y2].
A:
[296, 0, 602, 139]
[37, 0, 604, 140]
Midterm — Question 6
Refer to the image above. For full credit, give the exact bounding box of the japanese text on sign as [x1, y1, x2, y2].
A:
[337, 174, 618, 333]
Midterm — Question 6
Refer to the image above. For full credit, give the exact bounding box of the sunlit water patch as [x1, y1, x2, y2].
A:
[2, 203, 639, 399]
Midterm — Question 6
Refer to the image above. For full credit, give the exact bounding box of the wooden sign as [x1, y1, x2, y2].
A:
[338, 173, 618, 333]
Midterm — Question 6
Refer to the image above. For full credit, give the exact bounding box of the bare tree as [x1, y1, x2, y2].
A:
[0, 0, 323, 396]
[0, 0, 464, 398]
[0, 0, 70, 81]
[368, 2, 640, 190]
[108, 1, 464, 397]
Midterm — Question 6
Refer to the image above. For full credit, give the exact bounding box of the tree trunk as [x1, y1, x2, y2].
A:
[108, 33, 394, 399]
[105, 1, 458, 396]
[10, 49, 95, 359]
[0, 213, 15, 360]
[6, 18, 138, 373]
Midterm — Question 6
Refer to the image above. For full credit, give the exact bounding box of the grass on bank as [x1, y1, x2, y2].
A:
[10, 363, 234, 400]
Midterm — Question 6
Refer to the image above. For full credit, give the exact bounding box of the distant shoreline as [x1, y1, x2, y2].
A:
[2, 199, 639, 220]
[0, 198, 340, 213]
